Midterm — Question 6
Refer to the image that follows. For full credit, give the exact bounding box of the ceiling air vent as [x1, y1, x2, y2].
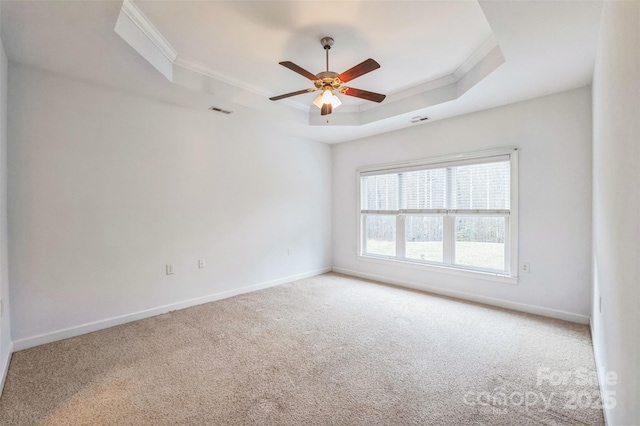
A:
[411, 116, 429, 123]
[209, 106, 233, 115]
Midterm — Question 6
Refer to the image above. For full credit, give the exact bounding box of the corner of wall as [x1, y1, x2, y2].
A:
[0, 3, 13, 396]
[590, 0, 640, 423]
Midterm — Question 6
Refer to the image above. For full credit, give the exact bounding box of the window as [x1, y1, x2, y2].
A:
[358, 148, 518, 279]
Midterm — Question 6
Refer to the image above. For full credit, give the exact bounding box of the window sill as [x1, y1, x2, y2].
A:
[357, 254, 518, 285]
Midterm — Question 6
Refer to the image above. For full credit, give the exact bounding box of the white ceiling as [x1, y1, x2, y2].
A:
[1, 0, 603, 144]
[134, 0, 494, 107]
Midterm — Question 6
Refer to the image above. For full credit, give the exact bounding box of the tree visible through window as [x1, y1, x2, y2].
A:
[359, 150, 517, 276]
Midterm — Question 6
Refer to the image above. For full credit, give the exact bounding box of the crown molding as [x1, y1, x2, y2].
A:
[121, 0, 177, 63]
[173, 57, 310, 112]
[173, 57, 270, 98]
[358, 74, 458, 113]
[453, 36, 498, 81]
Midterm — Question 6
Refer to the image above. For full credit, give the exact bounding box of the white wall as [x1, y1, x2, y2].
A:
[8, 65, 331, 345]
[591, 0, 640, 424]
[0, 5, 11, 392]
[332, 87, 592, 321]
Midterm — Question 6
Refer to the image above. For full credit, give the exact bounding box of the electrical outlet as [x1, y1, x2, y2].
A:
[198, 259, 206, 269]
[520, 262, 530, 274]
[287, 248, 293, 256]
[166, 264, 175, 275]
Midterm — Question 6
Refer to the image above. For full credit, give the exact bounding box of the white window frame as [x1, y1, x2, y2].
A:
[356, 147, 519, 284]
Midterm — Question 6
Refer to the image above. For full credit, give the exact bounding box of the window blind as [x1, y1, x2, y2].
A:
[361, 160, 510, 213]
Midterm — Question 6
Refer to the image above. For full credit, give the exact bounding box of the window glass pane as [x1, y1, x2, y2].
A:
[360, 152, 514, 276]
[405, 216, 443, 263]
[364, 215, 396, 256]
[361, 174, 399, 210]
[401, 169, 446, 210]
[454, 216, 506, 271]
[452, 161, 510, 210]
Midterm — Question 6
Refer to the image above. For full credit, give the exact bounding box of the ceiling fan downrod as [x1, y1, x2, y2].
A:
[321, 37, 334, 72]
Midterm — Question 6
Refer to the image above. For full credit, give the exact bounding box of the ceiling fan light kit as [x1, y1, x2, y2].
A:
[269, 37, 386, 118]
[313, 90, 341, 109]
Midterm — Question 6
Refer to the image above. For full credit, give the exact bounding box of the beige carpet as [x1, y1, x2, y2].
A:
[0, 273, 604, 425]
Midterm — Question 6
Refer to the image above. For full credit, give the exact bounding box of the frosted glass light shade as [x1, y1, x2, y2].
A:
[313, 94, 324, 109]
[313, 90, 342, 110]
[322, 89, 333, 104]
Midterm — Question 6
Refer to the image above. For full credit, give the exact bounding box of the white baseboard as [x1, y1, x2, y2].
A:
[333, 267, 590, 324]
[0, 341, 13, 398]
[12, 267, 331, 352]
[590, 318, 610, 426]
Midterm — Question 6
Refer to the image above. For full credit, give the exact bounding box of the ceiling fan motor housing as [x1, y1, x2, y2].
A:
[315, 71, 342, 90]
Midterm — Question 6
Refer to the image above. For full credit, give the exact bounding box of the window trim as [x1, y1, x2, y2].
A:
[356, 147, 519, 284]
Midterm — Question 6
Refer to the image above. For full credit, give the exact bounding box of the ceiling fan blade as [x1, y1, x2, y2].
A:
[342, 87, 386, 103]
[279, 61, 318, 81]
[321, 103, 332, 116]
[338, 58, 380, 83]
[269, 89, 314, 101]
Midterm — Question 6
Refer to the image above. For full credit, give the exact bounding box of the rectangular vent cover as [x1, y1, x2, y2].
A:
[209, 106, 233, 115]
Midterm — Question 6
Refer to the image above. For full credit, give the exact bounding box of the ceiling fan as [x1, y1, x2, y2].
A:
[269, 37, 386, 116]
